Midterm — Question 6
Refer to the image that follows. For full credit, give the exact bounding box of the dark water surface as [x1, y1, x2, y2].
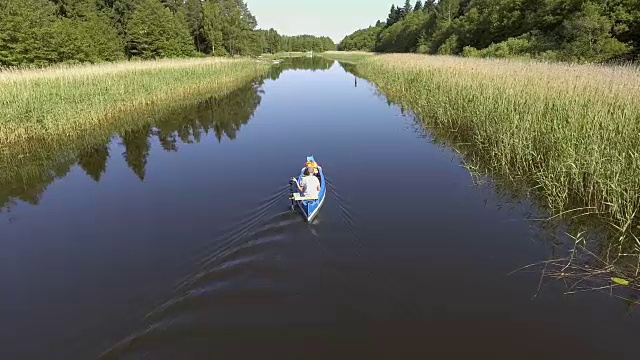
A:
[2, 58, 638, 359]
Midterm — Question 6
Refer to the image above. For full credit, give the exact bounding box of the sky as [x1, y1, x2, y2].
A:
[245, 0, 393, 43]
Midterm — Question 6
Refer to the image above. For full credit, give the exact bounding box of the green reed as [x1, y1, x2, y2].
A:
[0, 57, 270, 157]
[355, 54, 640, 257]
[319, 51, 374, 64]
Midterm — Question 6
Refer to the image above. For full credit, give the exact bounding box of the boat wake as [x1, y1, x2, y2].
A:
[98, 184, 302, 359]
[324, 175, 363, 248]
[98, 180, 396, 359]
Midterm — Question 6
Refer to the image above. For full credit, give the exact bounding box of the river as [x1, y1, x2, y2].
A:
[1, 57, 638, 359]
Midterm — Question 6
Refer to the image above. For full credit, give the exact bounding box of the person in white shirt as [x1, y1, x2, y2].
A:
[292, 167, 320, 198]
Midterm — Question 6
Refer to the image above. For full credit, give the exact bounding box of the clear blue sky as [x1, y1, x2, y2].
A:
[245, 0, 393, 43]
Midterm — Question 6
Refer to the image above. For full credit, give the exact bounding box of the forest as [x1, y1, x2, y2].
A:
[0, 0, 336, 66]
[338, 0, 640, 62]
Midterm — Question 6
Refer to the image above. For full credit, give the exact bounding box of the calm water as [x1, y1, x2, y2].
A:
[2, 58, 639, 359]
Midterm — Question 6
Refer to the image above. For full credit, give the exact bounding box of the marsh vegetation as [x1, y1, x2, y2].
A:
[348, 53, 640, 291]
[0, 58, 269, 156]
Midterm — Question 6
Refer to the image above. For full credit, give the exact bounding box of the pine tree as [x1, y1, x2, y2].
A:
[107, 0, 143, 35]
[437, 0, 460, 25]
[245, 30, 266, 55]
[219, 0, 244, 55]
[395, 4, 405, 21]
[387, 5, 397, 26]
[263, 28, 281, 53]
[0, 0, 58, 66]
[159, 0, 181, 13]
[560, 1, 629, 62]
[414, 0, 423, 12]
[50, 0, 95, 17]
[183, 0, 207, 53]
[218, 0, 257, 55]
[404, 0, 413, 15]
[50, 0, 124, 63]
[125, 0, 194, 59]
[96, 0, 143, 38]
[423, 0, 436, 11]
[203, 0, 225, 55]
[170, 9, 198, 56]
[235, 0, 257, 30]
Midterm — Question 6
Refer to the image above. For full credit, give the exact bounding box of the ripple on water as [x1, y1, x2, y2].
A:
[99, 186, 319, 359]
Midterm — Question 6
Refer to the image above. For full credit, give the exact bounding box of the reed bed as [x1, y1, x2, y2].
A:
[513, 243, 640, 309]
[0, 57, 270, 157]
[356, 54, 640, 256]
[320, 51, 374, 64]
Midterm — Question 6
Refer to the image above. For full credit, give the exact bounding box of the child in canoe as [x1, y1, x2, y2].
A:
[305, 160, 319, 176]
[292, 167, 320, 198]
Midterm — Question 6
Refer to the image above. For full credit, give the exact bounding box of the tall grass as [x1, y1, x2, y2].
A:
[0, 78, 264, 211]
[355, 54, 640, 256]
[320, 51, 374, 64]
[0, 57, 270, 157]
[259, 51, 315, 61]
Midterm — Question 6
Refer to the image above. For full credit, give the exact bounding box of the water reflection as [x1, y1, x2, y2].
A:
[347, 58, 640, 309]
[267, 56, 334, 80]
[5, 55, 640, 360]
[1, 57, 337, 211]
[336, 61, 357, 74]
[396, 106, 640, 307]
[1, 80, 264, 209]
[0, 153, 77, 211]
[77, 144, 110, 182]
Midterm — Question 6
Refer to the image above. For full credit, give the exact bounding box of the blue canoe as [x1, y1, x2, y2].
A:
[290, 156, 326, 222]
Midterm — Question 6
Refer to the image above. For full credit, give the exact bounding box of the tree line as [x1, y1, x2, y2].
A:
[0, 0, 335, 66]
[260, 30, 336, 53]
[338, 0, 640, 62]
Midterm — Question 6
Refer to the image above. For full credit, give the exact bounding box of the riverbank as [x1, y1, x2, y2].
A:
[319, 51, 374, 64]
[0, 57, 270, 157]
[351, 53, 640, 274]
[259, 51, 315, 61]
